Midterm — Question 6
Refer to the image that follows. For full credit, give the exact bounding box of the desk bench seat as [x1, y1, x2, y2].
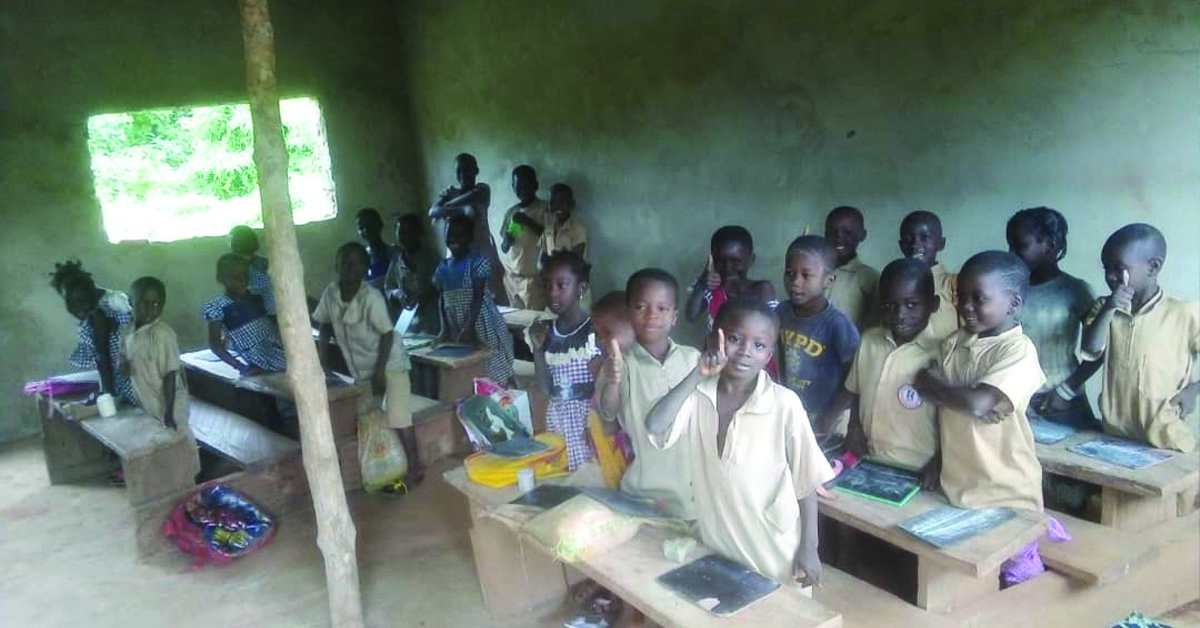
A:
[1038, 509, 1158, 585]
[79, 409, 200, 506]
[189, 399, 300, 468]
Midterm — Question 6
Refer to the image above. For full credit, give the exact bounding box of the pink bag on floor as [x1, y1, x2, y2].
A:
[1000, 517, 1071, 588]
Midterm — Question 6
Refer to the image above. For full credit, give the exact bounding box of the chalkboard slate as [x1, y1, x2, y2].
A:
[427, 344, 477, 359]
[657, 554, 781, 616]
[1029, 417, 1078, 445]
[508, 484, 581, 509]
[899, 506, 1015, 549]
[1068, 436, 1173, 470]
[833, 459, 921, 506]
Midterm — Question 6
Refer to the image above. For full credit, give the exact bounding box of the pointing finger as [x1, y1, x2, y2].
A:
[1121, 269, 1129, 287]
[706, 255, 714, 273]
[717, 328, 726, 357]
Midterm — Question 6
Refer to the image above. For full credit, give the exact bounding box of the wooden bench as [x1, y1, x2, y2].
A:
[1038, 509, 1158, 585]
[817, 489, 1047, 613]
[189, 399, 300, 468]
[442, 466, 842, 627]
[1036, 430, 1200, 531]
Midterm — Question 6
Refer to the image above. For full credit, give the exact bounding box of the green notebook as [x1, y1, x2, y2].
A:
[833, 459, 921, 507]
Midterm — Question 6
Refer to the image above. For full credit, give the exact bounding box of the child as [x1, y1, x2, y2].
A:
[123, 276, 201, 474]
[499, 165, 547, 310]
[51, 260, 136, 405]
[1007, 208, 1101, 430]
[778, 236, 860, 437]
[899, 211, 959, 339]
[587, 291, 636, 489]
[824, 206, 879, 331]
[434, 214, 515, 386]
[836, 259, 941, 477]
[529, 251, 600, 471]
[316, 243, 420, 484]
[1082, 224, 1198, 452]
[685, 225, 776, 330]
[646, 298, 834, 586]
[428, 152, 505, 303]
[202, 254, 287, 375]
[356, 208, 394, 291]
[229, 225, 275, 314]
[384, 212, 441, 334]
[541, 182, 587, 261]
[598, 268, 700, 520]
[915, 251, 1045, 512]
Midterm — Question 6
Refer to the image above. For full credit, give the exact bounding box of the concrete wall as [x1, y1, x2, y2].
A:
[0, 0, 421, 442]
[398, 0, 1199, 334]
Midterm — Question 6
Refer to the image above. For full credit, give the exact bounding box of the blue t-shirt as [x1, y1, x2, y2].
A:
[777, 302, 860, 417]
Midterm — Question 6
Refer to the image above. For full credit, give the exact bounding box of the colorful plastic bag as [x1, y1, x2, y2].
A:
[162, 484, 276, 569]
[359, 408, 409, 493]
[465, 432, 569, 488]
[522, 494, 642, 563]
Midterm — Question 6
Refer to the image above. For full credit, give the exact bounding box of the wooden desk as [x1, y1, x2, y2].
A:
[500, 307, 554, 330]
[408, 345, 491, 403]
[1036, 430, 1200, 531]
[443, 467, 842, 628]
[818, 490, 1047, 613]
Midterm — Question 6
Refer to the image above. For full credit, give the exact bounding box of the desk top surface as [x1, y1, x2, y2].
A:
[180, 350, 364, 401]
[80, 411, 187, 457]
[442, 467, 841, 628]
[818, 488, 1047, 577]
[1036, 430, 1200, 497]
[500, 307, 554, 329]
[408, 344, 491, 369]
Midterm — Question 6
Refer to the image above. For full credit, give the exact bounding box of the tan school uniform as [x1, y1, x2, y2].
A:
[653, 371, 834, 583]
[939, 326, 1046, 512]
[928, 263, 960, 341]
[500, 198, 548, 310]
[313, 282, 412, 428]
[619, 339, 701, 519]
[540, 213, 591, 306]
[828, 257, 880, 331]
[845, 325, 940, 469]
[123, 320, 201, 476]
[1082, 290, 1199, 452]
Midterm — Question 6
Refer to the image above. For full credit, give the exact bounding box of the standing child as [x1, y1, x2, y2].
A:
[915, 251, 1045, 512]
[385, 212, 441, 334]
[434, 214, 516, 386]
[499, 165, 547, 310]
[540, 183, 588, 261]
[598, 268, 700, 519]
[316, 243, 420, 484]
[229, 225, 275, 314]
[589, 291, 636, 489]
[1007, 208, 1101, 429]
[777, 236, 860, 437]
[900, 211, 959, 340]
[1082, 224, 1198, 452]
[202, 254, 287, 375]
[429, 153, 505, 303]
[51, 260, 136, 405]
[529, 251, 600, 471]
[685, 225, 777, 330]
[123, 276, 200, 476]
[356, 208, 394, 291]
[646, 298, 834, 587]
[824, 206, 880, 331]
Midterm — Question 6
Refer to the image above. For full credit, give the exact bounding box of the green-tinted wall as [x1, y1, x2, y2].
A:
[0, 0, 420, 442]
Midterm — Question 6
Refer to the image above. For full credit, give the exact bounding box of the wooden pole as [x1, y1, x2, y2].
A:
[237, 1, 364, 626]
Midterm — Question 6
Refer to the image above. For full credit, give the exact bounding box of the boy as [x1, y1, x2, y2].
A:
[840, 259, 941, 475]
[356, 208, 394, 291]
[778, 236, 860, 437]
[499, 165, 547, 310]
[229, 225, 275, 315]
[203, 254, 287, 374]
[385, 212, 441, 334]
[899, 211, 958, 339]
[316, 243, 420, 483]
[428, 152, 505, 303]
[915, 251, 1045, 511]
[824, 206, 879, 331]
[540, 183, 587, 261]
[598, 269, 700, 519]
[123, 276, 201, 476]
[685, 225, 776, 328]
[1081, 224, 1198, 452]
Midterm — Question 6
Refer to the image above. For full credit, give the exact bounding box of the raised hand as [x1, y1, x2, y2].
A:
[604, 338, 624, 384]
[698, 329, 729, 377]
[1112, 269, 1134, 313]
[703, 254, 721, 291]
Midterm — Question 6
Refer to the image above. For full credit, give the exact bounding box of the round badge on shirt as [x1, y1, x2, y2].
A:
[898, 383, 923, 409]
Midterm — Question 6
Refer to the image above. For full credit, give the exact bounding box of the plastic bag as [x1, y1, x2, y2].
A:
[359, 407, 408, 493]
[162, 484, 276, 569]
[588, 410, 629, 490]
[23, 378, 99, 398]
[1000, 516, 1072, 588]
[465, 432, 569, 487]
[522, 494, 642, 563]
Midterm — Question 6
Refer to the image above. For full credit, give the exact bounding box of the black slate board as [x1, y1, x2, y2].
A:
[508, 485, 581, 509]
[657, 554, 781, 616]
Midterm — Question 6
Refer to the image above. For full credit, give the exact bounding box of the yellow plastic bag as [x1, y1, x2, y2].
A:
[588, 410, 628, 490]
[522, 494, 642, 563]
[464, 433, 569, 488]
[359, 408, 408, 493]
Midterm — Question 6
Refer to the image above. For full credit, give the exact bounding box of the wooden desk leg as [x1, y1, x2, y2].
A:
[466, 501, 567, 615]
[916, 558, 998, 613]
[1100, 487, 1174, 532]
[38, 399, 115, 484]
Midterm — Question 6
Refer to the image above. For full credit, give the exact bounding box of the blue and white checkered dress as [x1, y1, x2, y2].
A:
[201, 293, 287, 372]
[434, 252, 514, 384]
[543, 317, 601, 471]
[247, 256, 276, 314]
[70, 290, 136, 404]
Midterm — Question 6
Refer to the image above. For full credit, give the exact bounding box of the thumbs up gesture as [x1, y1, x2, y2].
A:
[604, 338, 624, 384]
[1111, 269, 1134, 314]
[703, 255, 721, 291]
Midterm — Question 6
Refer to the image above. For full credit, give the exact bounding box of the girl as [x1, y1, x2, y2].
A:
[685, 225, 777, 329]
[1007, 207, 1101, 429]
[51, 260, 136, 405]
[428, 152, 506, 304]
[529, 251, 600, 471]
[646, 298, 834, 587]
[202, 254, 287, 375]
[434, 214, 515, 386]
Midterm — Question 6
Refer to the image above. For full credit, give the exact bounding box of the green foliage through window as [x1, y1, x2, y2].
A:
[87, 97, 338, 243]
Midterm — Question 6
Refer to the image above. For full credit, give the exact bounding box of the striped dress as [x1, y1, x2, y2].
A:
[70, 289, 136, 404]
[434, 252, 514, 385]
[543, 317, 601, 470]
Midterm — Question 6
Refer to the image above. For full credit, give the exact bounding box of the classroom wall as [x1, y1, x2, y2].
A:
[397, 0, 1200, 332]
[0, 0, 422, 442]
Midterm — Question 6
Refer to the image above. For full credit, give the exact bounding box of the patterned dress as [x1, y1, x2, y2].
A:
[247, 255, 276, 314]
[201, 293, 287, 372]
[543, 317, 601, 470]
[433, 252, 514, 384]
[70, 289, 136, 404]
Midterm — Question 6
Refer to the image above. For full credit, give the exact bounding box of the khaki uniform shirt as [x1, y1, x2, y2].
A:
[541, 214, 588, 258]
[1083, 290, 1199, 452]
[124, 319, 190, 431]
[846, 325, 941, 469]
[654, 371, 834, 583]
[828, 257, 879, 331]
[619, 339, 701, 519]
[928, 263, 960, 341]
[939, 326, 1045, 512]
